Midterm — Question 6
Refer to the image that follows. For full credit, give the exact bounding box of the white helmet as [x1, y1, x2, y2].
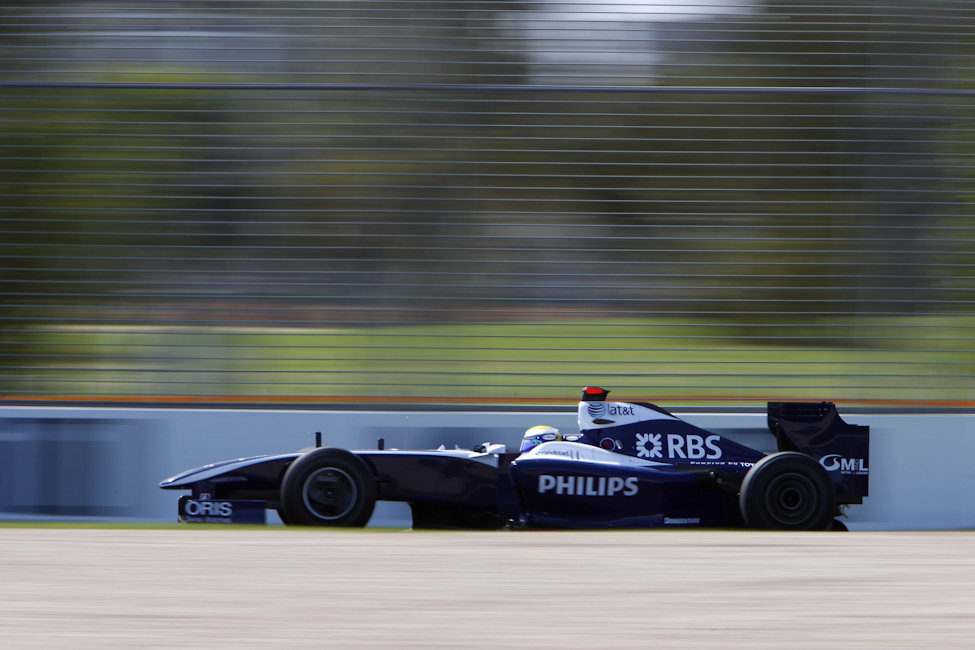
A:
[520, 425, 562, 453]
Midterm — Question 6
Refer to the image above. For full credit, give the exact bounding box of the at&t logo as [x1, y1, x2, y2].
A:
[587, 402, 636, 419]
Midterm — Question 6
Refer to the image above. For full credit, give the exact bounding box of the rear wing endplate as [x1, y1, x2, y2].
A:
[767, 402, 869, 504]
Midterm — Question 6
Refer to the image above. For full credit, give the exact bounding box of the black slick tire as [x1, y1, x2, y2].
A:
[280, 448, 377, 527]
[739, 451, 835, 530]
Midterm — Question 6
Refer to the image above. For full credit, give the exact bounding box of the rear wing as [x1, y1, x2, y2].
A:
[767, 402, 869, 504]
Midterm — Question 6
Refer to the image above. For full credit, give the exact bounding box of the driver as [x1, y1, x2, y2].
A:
[519, 425, 562, 452]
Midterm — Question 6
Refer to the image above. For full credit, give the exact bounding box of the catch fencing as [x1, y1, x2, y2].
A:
[1, 1, 974, 408]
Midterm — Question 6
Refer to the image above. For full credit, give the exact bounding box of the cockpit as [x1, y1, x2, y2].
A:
[519, 425, 584, 453]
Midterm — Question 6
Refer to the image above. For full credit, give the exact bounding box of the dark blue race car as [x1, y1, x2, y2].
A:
[160, 387, 869, 530]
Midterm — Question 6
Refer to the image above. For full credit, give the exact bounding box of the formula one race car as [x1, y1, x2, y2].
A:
[160, 387, 869, 530]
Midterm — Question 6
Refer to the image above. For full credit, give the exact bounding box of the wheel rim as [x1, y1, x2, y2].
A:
[301, 467, 358, 521]
[763, 472, 818, 526]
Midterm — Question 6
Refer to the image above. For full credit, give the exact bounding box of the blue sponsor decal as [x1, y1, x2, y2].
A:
[537, 474, 639, 497]
[180, 499, 266, 524]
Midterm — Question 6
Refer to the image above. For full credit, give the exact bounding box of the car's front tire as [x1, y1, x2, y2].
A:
[739, 452, 835, 530]
[280, 448, 377, 527]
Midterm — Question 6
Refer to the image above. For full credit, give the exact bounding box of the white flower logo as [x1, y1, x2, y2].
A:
[635, 433, 662, 459]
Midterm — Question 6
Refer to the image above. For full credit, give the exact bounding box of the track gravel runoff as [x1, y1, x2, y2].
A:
[1, 528, 973, 648]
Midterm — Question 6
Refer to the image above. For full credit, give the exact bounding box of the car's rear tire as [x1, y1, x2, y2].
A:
[280, 448, 377, 527]
[739, 452, 835, 530]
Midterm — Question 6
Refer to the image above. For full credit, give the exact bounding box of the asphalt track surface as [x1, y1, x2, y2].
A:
[2, 529, 974, 648]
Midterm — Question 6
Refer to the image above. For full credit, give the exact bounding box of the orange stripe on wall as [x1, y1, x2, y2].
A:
[2, 394, 974, 409]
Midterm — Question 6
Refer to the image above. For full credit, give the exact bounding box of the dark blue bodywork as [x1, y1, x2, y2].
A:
[160, 388, 869, 529]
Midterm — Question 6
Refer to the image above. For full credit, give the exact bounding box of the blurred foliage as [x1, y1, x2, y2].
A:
[4, 317, 974, 405]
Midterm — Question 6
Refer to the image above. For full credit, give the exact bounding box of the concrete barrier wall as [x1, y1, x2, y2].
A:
[0, 406, 972, 530]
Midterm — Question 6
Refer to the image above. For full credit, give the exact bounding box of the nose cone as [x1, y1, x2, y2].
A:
[159, 466, 209, 489]
[158, 455, 267, 489]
